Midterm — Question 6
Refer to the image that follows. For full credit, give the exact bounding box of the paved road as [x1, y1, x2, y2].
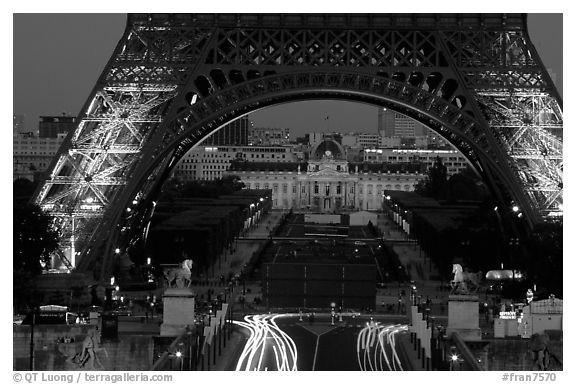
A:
[232, 312, 410, 371]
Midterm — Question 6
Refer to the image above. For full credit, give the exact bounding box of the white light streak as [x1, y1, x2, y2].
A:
[356, 322, 408, 371]
[233, 313, 298, 371]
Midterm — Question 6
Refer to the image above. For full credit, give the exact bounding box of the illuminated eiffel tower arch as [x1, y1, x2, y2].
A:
[33, 13, 562, 280]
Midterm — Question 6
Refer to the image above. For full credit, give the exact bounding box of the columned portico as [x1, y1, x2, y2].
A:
[296, 146, 358, 213]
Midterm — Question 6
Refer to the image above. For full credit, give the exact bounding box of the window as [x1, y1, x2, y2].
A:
[336, 183, 341, 195]
[325, 184, 330, 196]
[302, 185, 306, 194]
[292, 185, 297, 194]
[282, 184, 288, 193]
[314, 182, 319, 194]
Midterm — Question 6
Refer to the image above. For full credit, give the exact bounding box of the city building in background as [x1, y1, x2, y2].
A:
[173, 145, 300, 181]
[248, 126, 290, 146]
[13, 114, 26, 134]
[38, 115, 76, 138]
[203, 115, 250, 146]
[226, 138, 426, 211]
[13, 114, 76, 181]
[378, 107, 428, 137]
[13, 132, 67, 181]
[363, 148, 470, 176]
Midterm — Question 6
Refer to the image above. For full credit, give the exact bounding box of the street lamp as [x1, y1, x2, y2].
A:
[448, 346, 459, 371]
[449, 353, 459, 371]
[171, 351, 183, 371]
[330, 302, 336, 325]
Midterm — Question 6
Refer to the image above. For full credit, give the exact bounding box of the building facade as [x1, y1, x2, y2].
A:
[13, 132, 66, 181]
[226, 138, 427, 211]
[378, 108, 428, 137]
[363, 148, 470, 176]
[248, 127, 290, 146]
[38, 115, 76, 138]
[173, 145, 299, 181]
[13, 114, 26, 134]
[203, 115, 250, 146]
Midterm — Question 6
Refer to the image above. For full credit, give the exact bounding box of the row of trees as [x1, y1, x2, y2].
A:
[159, 175, 245, 202]
[414, 157, 489, 202]
[413, 158, 563, 298]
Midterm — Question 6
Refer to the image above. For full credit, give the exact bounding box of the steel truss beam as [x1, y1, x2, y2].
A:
[32, 13, 562, 280]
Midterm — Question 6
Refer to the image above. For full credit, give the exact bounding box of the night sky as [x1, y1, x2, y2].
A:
[12, 13, 562, 137]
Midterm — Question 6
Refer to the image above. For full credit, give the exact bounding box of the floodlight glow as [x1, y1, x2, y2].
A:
[512, 205, 519, 212]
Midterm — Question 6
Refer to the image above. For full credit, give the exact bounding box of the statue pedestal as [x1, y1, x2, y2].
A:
[447, 294, 481, 341]
[160, 288, 196, 337]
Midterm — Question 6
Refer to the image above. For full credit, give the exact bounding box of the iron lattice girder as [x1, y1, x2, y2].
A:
[161, 71, 487, 160]
[33, 16, 208, 272]
[211, 27, 445, 67]
[32, 13, 562, 279]
[474, 91, 562, 210]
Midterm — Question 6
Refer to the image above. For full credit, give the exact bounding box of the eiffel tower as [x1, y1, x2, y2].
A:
[32, 14, 562, 281]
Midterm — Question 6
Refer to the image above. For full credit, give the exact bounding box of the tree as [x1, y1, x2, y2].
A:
[13, 202, 59, 310]
[14, 203, 59, 274]
[524, 222, 563, 297]
[415, 156, 449, 199]
[161, 175, 246, 200]
[13, 178, 38, 203]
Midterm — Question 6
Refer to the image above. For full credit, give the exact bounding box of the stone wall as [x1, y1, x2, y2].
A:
[467, 335, 563, 371]
[13, 325, 154, 371]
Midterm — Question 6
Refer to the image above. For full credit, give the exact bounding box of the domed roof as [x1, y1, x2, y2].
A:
[310, 138, 345, 160]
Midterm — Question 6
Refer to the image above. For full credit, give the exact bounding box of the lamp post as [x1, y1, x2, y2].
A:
[330, 302, 336, 326]
[448, 346, 459, 371]
[29, 308, 36, 371]
[175, 350, 183, 371]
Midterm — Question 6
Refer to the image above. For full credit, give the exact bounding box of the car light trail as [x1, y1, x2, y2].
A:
[357, 322, 408, 371]
[233, 313, 298, 371]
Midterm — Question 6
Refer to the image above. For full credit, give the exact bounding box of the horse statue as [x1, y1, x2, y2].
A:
[164, 259, 193, 288]
[450, 264, 482, 294]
